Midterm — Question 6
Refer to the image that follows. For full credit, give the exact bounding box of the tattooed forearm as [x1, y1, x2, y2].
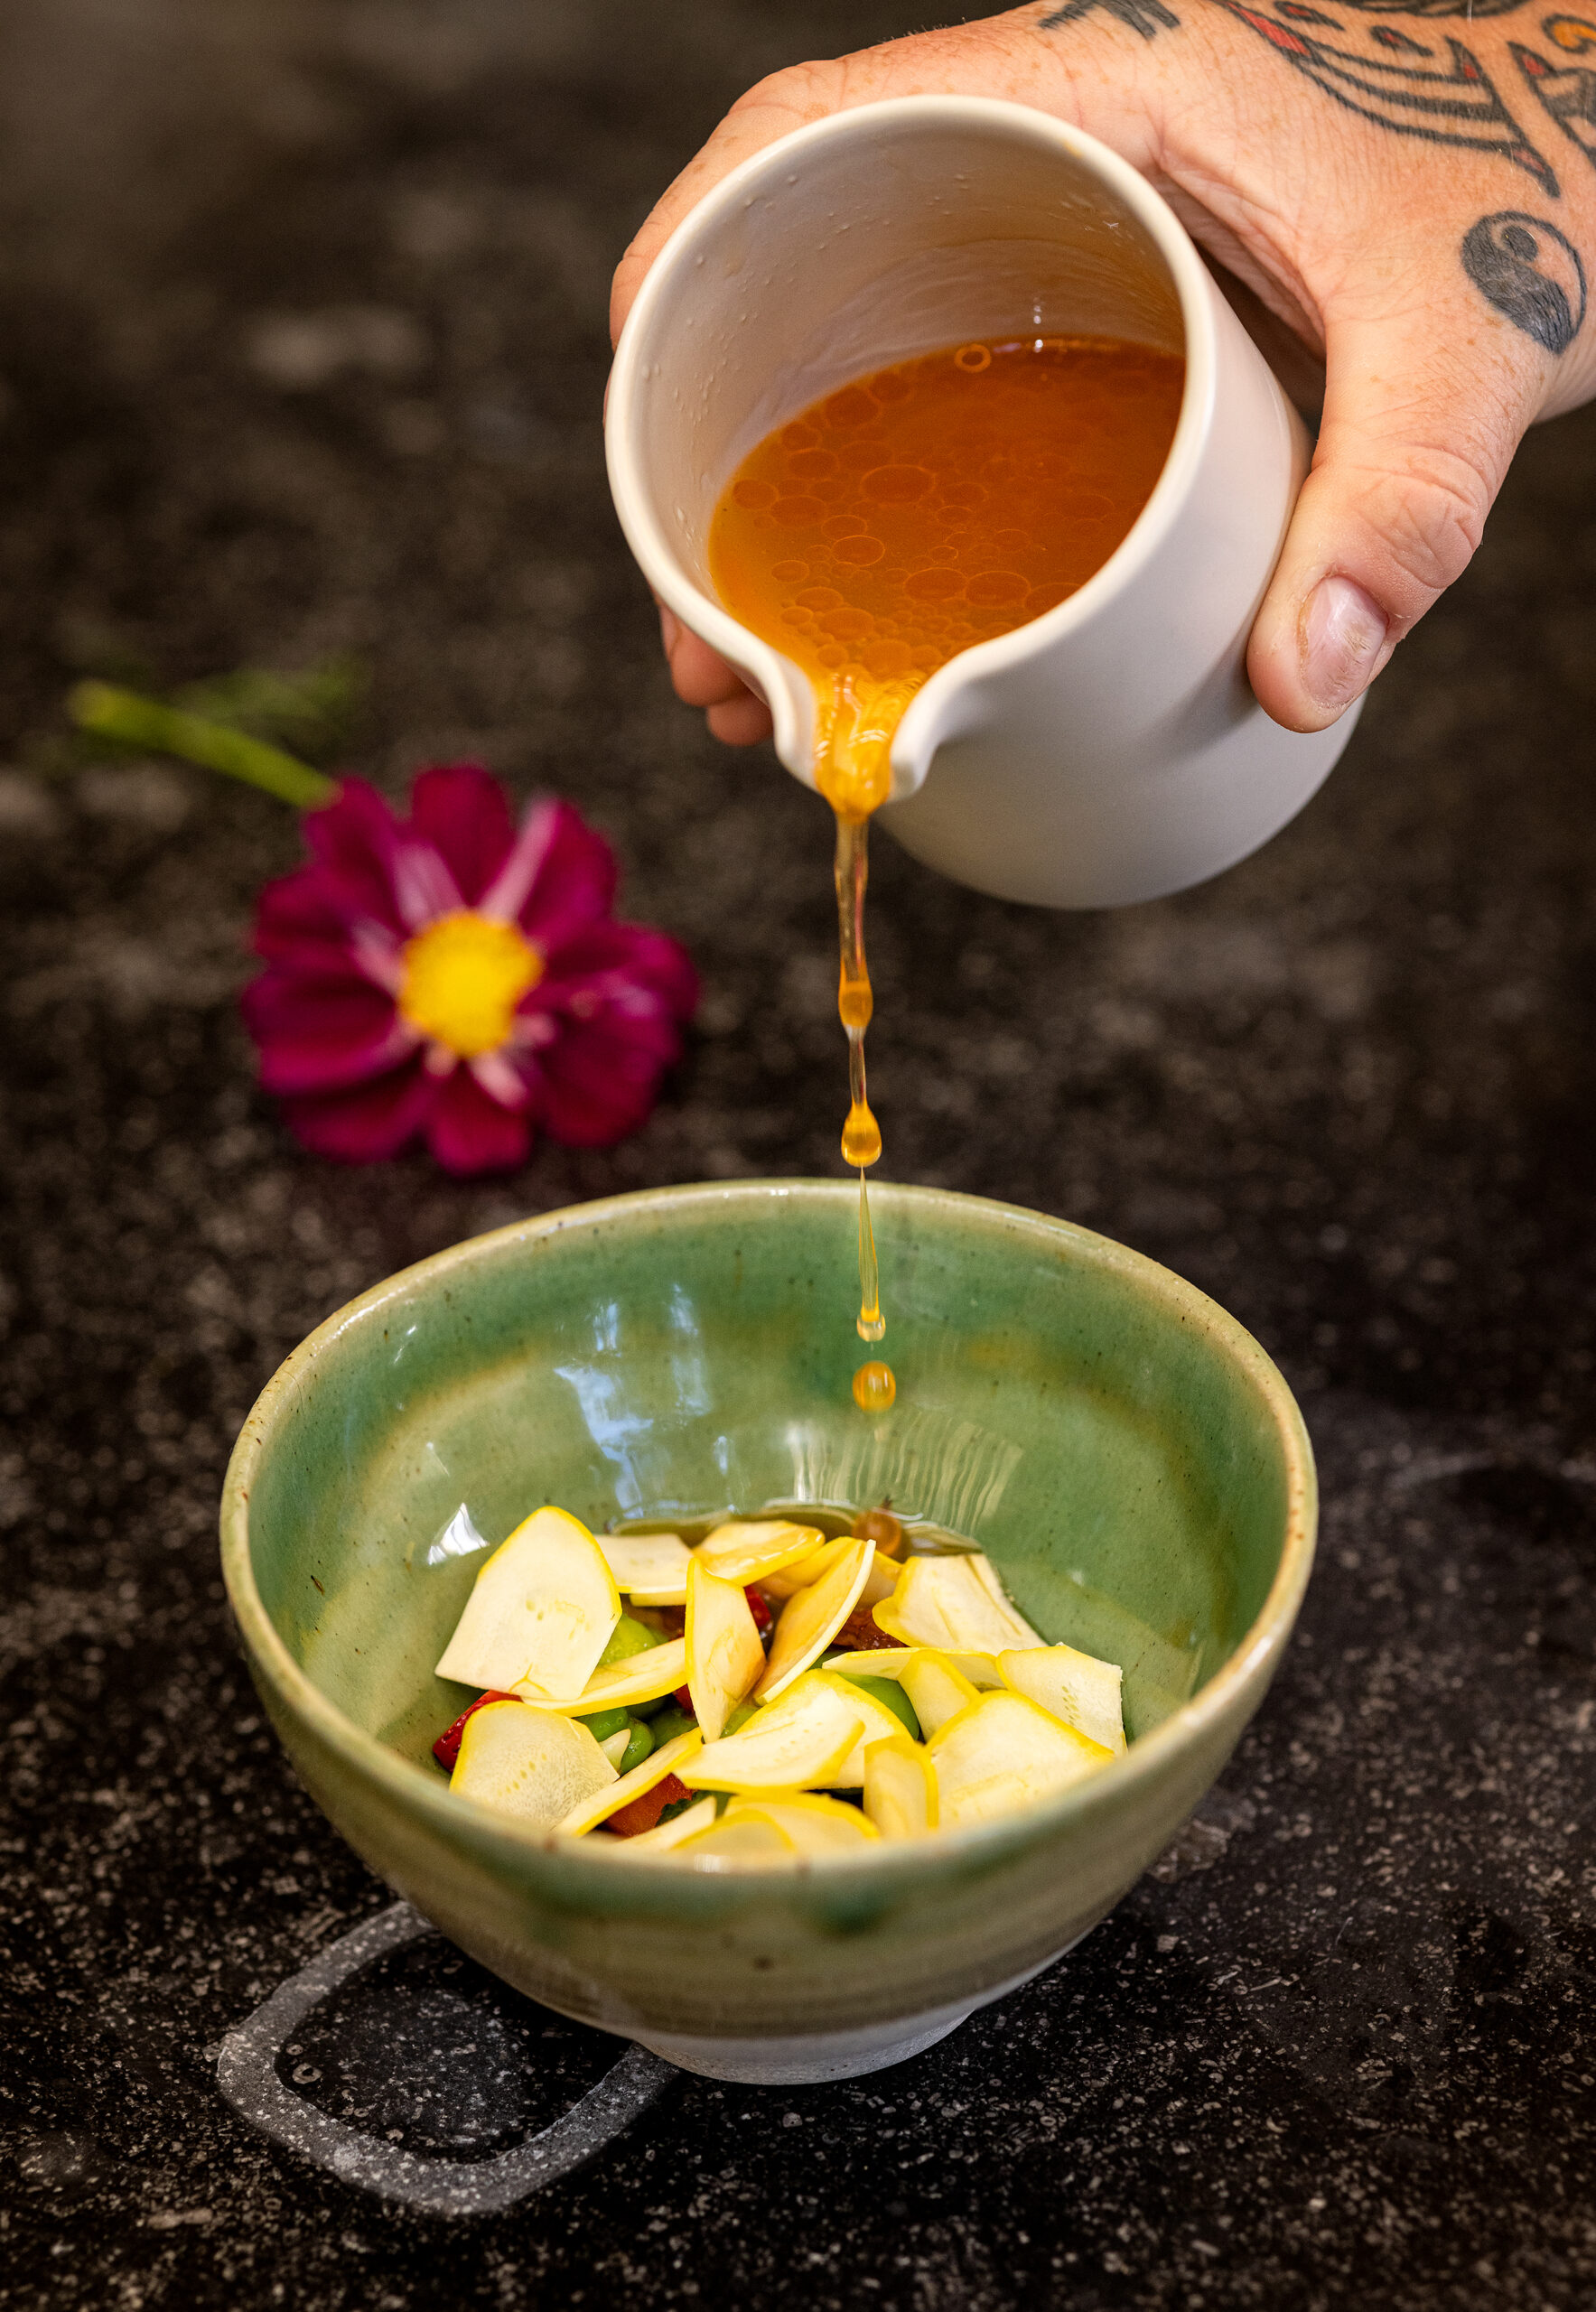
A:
[1461, 210, 1588, 344]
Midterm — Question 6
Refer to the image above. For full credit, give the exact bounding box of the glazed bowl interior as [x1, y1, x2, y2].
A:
[237, 1181, 1307, 1781]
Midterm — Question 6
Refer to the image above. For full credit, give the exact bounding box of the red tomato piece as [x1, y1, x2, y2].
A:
[744, 1586, 774, 1636]
[833, 1604, 898, 1653]
[606, 1773, 690, 1839]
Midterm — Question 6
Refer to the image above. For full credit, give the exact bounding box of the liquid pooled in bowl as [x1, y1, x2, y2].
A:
[429, 1497, 1128, 1861]
[707, 338, 1184, 1387]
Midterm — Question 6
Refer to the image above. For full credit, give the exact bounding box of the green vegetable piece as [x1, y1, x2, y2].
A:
[576, 1706, 631, 1743]
[597, 1613, 662, 1671]
[723, 1697, 758, 1738]
[644, 1704, 696, 1748]
[617, 1717, 655, 1775]
[835, 1670, 921, 1742]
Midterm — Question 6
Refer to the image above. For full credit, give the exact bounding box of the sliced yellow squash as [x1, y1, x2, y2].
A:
[557, 1729, 705, 1836]
[694, 1518, 827, 1586]
[823, 1646, 914, 1679]
[755, 1537, 874, 1702]
[998, 1643, 1126, 1753]
[823, 1645, 1001, 1691]
[969, 1555, 1048, 1645]
[857, 1548, 907, 1609]
[676, 1813, 798, 1868]
[863, 1735, 938, 1839]
[450, 1699, 616, 1828]
[606, 1794, 718, 1856]
[759, 1533, 856, 1601]
[808, 1667, 916, 1786]
[686, 1555, 765, 1739]
[948, 1651, 1005, 1690]
[726, 1792, 880, 1853]
[434, 1506, 621, 1699]
[596, 1530, 693, 1606]
[872, 1552, 1041, 1655]
[898, 1649, 981, 1739]
[679, 1674, 864, 1793]
[929, 1690, 1113, 1829]
[540, 1635, 687, 1714]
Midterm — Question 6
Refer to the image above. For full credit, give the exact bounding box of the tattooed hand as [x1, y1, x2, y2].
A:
[611, 4, 1596, 736]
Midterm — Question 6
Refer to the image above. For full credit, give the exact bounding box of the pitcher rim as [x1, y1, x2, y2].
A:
[606, 94, 1221, 793]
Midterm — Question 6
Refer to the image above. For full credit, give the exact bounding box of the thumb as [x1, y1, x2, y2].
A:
[1246, 294, 1546, 732]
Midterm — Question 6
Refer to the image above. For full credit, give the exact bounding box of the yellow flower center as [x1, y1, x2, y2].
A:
[397, 909, 542, 1058]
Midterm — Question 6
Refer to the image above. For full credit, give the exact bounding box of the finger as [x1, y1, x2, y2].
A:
[661, 609, 759, 710]
[1247, 290, 1550, 732]
[706, 694, 775, 746]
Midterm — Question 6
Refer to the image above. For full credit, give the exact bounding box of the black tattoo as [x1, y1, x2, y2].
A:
[1039, 0, 1180, 34]
[1513, 37, 1596, 163]
[1322, 0, 1527, 14]
[1208, 4, 1559, 192]
[1041, 0, 1580, 204]
[1461, 210, 1588, 348]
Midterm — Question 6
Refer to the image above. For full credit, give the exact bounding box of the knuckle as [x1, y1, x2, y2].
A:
[725, 59, 843, 132]
[1350, 444, 1495, 601]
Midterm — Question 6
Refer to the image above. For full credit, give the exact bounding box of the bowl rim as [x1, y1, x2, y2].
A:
[220, 1179, 1317, 1889]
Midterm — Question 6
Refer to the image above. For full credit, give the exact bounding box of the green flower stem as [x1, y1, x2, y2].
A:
[68, 680, 337, 809]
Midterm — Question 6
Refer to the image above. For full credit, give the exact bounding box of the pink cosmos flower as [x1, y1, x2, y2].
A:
[241, 767, 696, 1174]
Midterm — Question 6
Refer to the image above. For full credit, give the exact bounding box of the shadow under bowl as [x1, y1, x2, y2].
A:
[221, 1180, 1315, 2084]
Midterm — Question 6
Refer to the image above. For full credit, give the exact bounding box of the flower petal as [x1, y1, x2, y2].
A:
[426, 1068, 533, 1175]
[538, 919, 698, 1021]
[241, 969, 415, 1095]
[278, 1060, 438, 1163]
[406, 765, 515, 908]
[252, 863, 346, 958]
[484, 798, 617, 954]
[252, 868, 406, 989]
[467, 1047, 535, 1112]
[301, 778, 410, 936]
[540, 1017, 682, 1147]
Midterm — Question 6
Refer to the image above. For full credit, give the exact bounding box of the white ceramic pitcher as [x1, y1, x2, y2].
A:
[607, 96, 1358, 909]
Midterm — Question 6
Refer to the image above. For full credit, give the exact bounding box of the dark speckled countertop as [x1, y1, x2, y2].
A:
[2, 4, 1594, 2307]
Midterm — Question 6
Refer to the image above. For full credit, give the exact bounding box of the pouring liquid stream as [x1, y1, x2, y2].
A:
[835, 808, 884, 1346]
[708, 334, 1184, 1402]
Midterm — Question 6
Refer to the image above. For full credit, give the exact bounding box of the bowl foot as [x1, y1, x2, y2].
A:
[630, 1943, 1078, 2084]
[633, 2005, 975, 2084]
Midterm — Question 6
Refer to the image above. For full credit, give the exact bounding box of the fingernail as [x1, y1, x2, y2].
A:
[1301, 575, 1388, 713]
[658, 604, 680, 658]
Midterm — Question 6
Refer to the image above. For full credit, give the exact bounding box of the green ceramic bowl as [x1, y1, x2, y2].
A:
[220, 1180, 1315, 2084]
